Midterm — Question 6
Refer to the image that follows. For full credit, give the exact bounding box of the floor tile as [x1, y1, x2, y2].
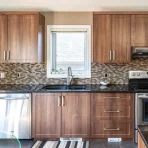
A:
[90, 141, 119, 148]
[119, 141, 137, 148]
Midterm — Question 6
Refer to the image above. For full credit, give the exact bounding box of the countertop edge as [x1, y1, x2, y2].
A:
[138, 126, 148, 148]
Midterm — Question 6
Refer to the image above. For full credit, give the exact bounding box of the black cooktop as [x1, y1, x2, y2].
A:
[129, 79, 148, 92]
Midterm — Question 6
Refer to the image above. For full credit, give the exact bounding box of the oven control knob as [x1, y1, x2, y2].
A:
[132, 73, 135, 76]
[137, 73, 140, 76]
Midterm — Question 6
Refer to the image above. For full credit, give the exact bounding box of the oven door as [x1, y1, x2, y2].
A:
[135, 93, 148, 143]
[135, 93, 148, 127]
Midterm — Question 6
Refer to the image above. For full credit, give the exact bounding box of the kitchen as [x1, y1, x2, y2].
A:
[0, 3, 148, 148]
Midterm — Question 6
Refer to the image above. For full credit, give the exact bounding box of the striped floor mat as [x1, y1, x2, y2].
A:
[31, 141, 89, 148]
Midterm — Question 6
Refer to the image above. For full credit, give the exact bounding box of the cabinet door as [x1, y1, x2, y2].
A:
[93, 15, 111, 63]
[32, 93, 61, 138]
[131, 15, 148, 46]
[8, 15, 38, 63]
[112, 15, 131, 63]
[0, 15, 7, 62]
[61, 93, 90, 138]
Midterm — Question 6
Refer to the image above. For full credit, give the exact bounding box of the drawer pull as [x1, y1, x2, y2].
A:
[104, 128, 120, 131]
[104, 110, 120, 113]
[104, 97, 120, 99]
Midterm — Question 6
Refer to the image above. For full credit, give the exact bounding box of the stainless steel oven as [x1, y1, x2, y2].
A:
[129, 71, 148, 143]
[135, 93, 148, 142]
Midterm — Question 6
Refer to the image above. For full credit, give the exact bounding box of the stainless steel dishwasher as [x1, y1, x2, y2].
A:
[0, 93, 31, 139]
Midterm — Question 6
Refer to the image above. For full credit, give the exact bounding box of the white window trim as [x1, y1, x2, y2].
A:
[47, 25, 91, 78]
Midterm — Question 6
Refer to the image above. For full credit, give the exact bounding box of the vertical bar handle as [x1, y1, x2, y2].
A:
[113, 50, 115, 60]
[58, 96, 61, 106]
[109, 50, 112, 60]
[7, 51, 10, 60]
[4, 51, 6, 60]
[62, 96, 65, 106]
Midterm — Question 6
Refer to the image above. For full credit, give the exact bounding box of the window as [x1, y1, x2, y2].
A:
[47, 25, 91, 78]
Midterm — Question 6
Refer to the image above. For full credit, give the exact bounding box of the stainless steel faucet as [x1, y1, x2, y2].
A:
[67, 67, 73, 86]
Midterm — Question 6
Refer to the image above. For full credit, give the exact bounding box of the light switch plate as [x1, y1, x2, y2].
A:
[108, 138, 122, 142]
[0, 72, 5, 78]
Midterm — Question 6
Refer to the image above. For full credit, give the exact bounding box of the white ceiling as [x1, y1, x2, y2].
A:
[0, 0, 148, 11]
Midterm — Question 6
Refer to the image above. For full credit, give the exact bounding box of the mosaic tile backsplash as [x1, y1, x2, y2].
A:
[0, 58, 148, 84]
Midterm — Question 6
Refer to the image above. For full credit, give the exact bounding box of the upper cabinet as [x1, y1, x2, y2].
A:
[93, 14, 131, 63]
[93, 15, 111, 63]
[0, 15, 7, 63]
[131, 15, 148, 46]
[0, 12, 45, 63]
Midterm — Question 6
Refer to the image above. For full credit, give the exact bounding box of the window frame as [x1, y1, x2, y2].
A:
[47, 25, 91, 78]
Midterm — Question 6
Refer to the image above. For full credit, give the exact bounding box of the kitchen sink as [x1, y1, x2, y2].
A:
[42, 85, 67, 90]
[68, 85, 87, 90]
[41, 85, 88, 90]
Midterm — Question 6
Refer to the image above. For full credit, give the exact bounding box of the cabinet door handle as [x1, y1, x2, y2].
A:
[58, 96, 61, 106]
[4, 51, 7, 60]
[113, 50, 115, 60]
[104, 97, 120, 99]
[62, 96, 65, 106]
[104, 128, 120, 131]
[104, 110, 120, 113]
[109, 50, 112, 60]
[7, 51, 10, 60]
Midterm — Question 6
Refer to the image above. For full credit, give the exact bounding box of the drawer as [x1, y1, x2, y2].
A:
[91, 93, 133, 105]
[91, 120, 133, 138]
[93, 105, 131, 119]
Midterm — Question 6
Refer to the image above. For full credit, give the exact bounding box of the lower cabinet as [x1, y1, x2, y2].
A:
[32, 93, 90, 139]
[91, 93, 134, 139]
[32, 92, 134, 140]
[32, 93, 61, 138]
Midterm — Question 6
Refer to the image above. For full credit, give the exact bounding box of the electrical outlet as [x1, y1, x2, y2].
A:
[104, 73, 108, 78]
[17, 72, 21, 78]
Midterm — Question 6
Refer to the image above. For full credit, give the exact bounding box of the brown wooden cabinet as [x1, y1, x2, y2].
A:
[0, 15, 7, 63]
[0, 12, 45, 63]
[131, 15, 148, 46]
[32, 93, 61, 138]
[32, 93, 90, 139]
[138, 132, 147, 148]
[91, 93, 134, 140]
[61, 93, 90, 138]
[93, 14, 131, 63]
[93, 15, 111, 63]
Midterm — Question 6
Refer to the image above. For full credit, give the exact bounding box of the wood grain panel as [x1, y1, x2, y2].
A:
[138, 132, 147, 148]
[32, 93, 61, 139]
[91, 120, 133, 139]
[93, 15, 111, 63]
[8, 15, 38, 63]
[0, 15, 7, 62]
[61, 93, 90, 138]
[131, 15, 148, 46]
[91, 93, 134, 139]
[112, 15, 131, 63]
[93, 105, 131, 118]
[91, 93, 133, 105]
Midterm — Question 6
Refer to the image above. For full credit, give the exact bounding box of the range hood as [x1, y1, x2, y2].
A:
[132, 47, 148, 57]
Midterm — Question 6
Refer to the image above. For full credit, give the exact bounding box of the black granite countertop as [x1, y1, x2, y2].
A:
[0, 84, 135, 93]
[138, 125, 148, 148]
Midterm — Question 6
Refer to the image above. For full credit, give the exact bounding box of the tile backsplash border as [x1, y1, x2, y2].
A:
[0, 58, 148, 84]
